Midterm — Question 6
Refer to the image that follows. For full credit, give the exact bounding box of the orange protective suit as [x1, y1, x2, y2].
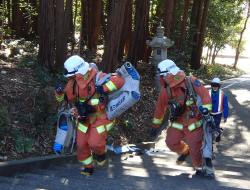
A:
[55, 67, 124, 169]
[152, 71, 212, 167]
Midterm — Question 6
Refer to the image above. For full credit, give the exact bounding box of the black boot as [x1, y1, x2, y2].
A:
[80, 166, 94, 176]
[176, 151, 189, 165]
[96, 154, 106, 166]
[204, 158, 215, 178]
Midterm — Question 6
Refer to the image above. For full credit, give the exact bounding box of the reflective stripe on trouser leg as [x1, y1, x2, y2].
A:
[171, 122, 184, 130]
[105, 122, 114, 131]
[96, 122, 114, 134]
[79, 155, 93, 166]
[96, 125, 106, 134]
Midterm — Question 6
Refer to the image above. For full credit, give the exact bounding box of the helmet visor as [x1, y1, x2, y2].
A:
[211, 83, 220, 87]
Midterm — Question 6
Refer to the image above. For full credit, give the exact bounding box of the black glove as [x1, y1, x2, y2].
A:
[215, 128, 223, 142]
[215, 134, 221, 142]
[55, 84, 64, 94]
[150, 128, 159, 138]
[96, 85, 106, 95]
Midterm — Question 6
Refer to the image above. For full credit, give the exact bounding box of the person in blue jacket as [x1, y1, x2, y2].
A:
[209, 78, 229, 141]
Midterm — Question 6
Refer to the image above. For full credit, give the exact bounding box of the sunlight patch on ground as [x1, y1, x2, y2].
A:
[233, 157, 250, 163]
[216, 176, 250, 190]
[122, 165, 149, 177]
[231, 89, 250, 105]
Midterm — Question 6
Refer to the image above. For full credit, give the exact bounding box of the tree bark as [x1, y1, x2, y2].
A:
[79, 0, 86, 56]
[87, 0, 102, 54]
[38, 0, 55, 71]
[11, 0, 23, 38]
[118, 0, 132, 59]
[196, 0, 210, 66]
[128, 0, 150, 66]
[190, 0, 209, 69]
[65, 0, 74, 42]
[177, 0, 190, 50]
[233, 1, 250, 68]
[101, 0, 128, 72]
[71, 0, 78, 55]
[163, 0, 175, 37]
[55, 0, 67, 68]
[30, 0, 39, 37]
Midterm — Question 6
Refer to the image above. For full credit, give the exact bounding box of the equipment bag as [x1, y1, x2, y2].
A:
[96, 62, 141, 120]
[54, 106, 76, 154]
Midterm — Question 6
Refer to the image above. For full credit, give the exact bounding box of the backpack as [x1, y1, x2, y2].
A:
[54, 104, 76, 154]
[96, 62, 141, 120]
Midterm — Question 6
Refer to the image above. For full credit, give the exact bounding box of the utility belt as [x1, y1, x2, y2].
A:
[78, 121, 114, 134]
[171, 120, 202, 132]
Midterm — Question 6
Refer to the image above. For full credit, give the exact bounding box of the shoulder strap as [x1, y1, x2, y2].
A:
[165, 83, 172, 98]
[185, 76, 198, 103]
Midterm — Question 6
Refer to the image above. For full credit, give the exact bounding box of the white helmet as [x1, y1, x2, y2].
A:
[157, 59, 180, 76]
[64, 55, 89, 77]
[211, 77, 221, 84]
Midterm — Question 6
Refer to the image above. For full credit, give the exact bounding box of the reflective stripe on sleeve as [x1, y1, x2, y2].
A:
[78, 122, 88, 133]
[90, 98, 99, 106]
[203, 104, 212, 111]
[105, 81, 117, 91]
[188, 120, 202, 131]
[56, 94, 64, 102]
[79, 98, 86, 103]
[153, 118, 163, 125]
[186, 99, 194, 106]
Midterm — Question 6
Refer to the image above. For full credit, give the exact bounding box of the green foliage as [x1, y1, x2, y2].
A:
[12, 130, 34, 153]
[0, 105, 10, 133]
[190, 63, 244, 82]
[205, 0, 244, 50]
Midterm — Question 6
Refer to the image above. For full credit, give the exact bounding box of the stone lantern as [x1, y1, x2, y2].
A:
[146, 22, 174, 89]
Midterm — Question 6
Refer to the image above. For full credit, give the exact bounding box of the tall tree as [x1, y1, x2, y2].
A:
[101, 0, 128, 72]
[55, 0, 72, 68]
[38, 0, 55, 71]
[79, 0, 86, 56]
[189, 0, 210, 69]
[87, 0, 102, 54]
[195, 0, 210, 67]
[118, 0, 132, 59]
[12, 0, 23, 37]
[163, 0, 176, 37]
[55, 0, 65, 68]
[177, 0, 190, 50]
[234, 1, 250, 68]
[30, 0, 39, 37]
[128, 0, 150, 66]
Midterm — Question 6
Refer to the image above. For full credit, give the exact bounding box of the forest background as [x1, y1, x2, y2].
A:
[0, 0, 249, 161]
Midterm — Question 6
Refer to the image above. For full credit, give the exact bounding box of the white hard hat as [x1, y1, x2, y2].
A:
[211, 77, 221, 84]
[64, 55, 89, 77]
[157, 59, 180, 76]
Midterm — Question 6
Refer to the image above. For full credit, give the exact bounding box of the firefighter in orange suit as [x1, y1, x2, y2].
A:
[55, 55, 124, 176]
[151, 59, 212, 173]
